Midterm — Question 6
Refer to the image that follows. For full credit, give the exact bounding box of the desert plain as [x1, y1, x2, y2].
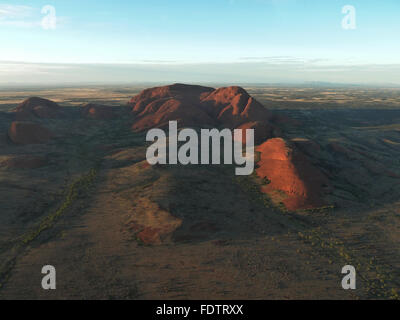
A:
[0, 84, 399, 299]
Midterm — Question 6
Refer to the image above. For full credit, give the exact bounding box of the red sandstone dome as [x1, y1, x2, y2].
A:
[15, 97, 62, 120]
[129, 83, 331, 211]
[200, 86, 273, 128]
[129, 83, 275, 139]
[81, 103, 117, 120]
[131, 98, 216, 131]
[8, 121, 53, 145]
[130, 84, 215, 131]
[256, 138, 330, 211]
[129, 83, 214, 110]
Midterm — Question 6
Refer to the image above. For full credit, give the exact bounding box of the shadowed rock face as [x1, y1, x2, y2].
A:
[256, 138, 330, 211]
[8, 121, 53, 145]
[129, 83, 215, 109]
[81, 103, 117, 120]
[15, 97, 62, 120]
[132, 98, 217, 131]
[129, 83, 274, 134]
[130, 84, 215, 131]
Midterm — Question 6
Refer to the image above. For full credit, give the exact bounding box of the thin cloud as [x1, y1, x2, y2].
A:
[239, 56, 329, 65]
[0, 4, 38, 28]
[0, 3, 65, 29]
[0, 4, 33, 19]
[0, 20, 40, 28]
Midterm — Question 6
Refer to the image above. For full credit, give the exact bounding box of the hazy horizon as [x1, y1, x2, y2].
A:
[1, 0, 399, 85]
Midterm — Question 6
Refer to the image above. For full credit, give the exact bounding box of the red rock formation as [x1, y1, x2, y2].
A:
[129, 83, 275, 134]
[8, 121, 53, 145]
[81, 103, 117, 120]
[15, 97, 62, 120]
[256, 138, 329, 211]
[129, 83, 214, 113]
[136, 227, 163, 245]
[132, 98, 216, 131]
[200, 86, 273, 128]
[130, 84, 216, 131]
[129, 84, 330, 211]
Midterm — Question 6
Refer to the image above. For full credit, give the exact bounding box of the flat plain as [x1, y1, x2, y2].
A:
[0, 84, 399, 299]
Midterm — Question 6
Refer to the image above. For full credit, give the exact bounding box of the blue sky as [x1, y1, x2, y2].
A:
[0, 0, 399, 85]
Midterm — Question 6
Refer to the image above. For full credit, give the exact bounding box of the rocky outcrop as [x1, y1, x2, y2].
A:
[8, 121, 53, 145]
[256, 138, 330, 211]
[129, 84, 330, 211]
[15, 97, 62, 120]
[129, 84, 274, 136]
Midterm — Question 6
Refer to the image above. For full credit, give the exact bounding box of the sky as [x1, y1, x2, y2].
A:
[0, 0, 399, 85]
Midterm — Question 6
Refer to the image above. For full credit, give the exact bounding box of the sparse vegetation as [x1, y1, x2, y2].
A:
[297, 229, 400, 300]
[21, 168, 98, 245]
[1, 85, 400, 299]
